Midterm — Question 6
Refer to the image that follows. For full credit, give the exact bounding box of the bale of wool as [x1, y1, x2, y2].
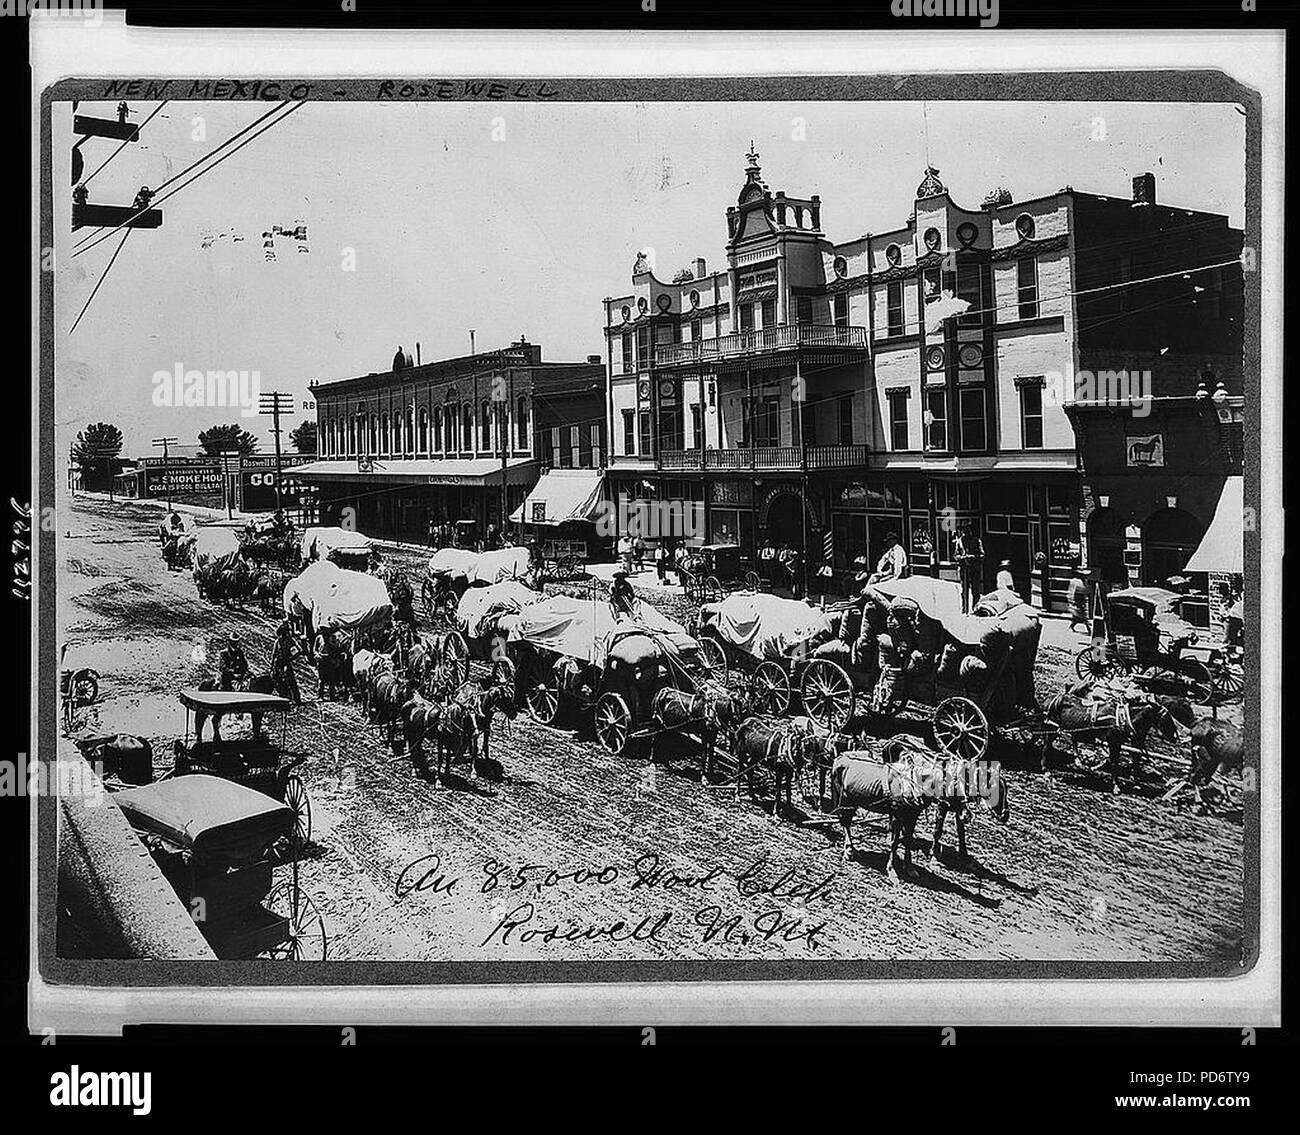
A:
[959, 654, 988, 687]
[812, 639, 852, 666]
[872, 666, 905, 713]
[839, 605, 864, 645]
[876, 632, 901, 669]
[905, 649, 935, 678]
[938, 642, 965, 683]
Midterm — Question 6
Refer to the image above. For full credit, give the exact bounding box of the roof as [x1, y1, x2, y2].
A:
[292, 458, 537, 486]
[1182, 476, 1244, 574]
[509, 468, 605, 525]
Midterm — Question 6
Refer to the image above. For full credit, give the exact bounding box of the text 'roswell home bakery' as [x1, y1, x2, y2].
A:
[395, 852, 834, 951]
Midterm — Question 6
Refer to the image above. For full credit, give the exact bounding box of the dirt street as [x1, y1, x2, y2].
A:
[58, 496, 1246, 965]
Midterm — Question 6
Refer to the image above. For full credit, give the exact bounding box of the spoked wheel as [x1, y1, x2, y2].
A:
[593, 692, 633, 756]
[750, 661, 791, 715]
[1075, 644, 1127, 683]
[703, 576, 723, 602]
[1178, 659, 1214, 705]
[800, 659, 855, 733]
[696, 635, 728, 686]
[72, 671, 100, 706]
[933, 696, 990, 762]
[281, 773, 312, 848]
[440, 631, 470, 686]
[265, 881, 328, 961]
[1211, 660, 1245, 703]
[525, 666, 562, 725]
[491, 656, 517, 694]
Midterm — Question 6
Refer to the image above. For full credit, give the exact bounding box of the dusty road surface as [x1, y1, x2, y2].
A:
[58, 496, 1247, 966]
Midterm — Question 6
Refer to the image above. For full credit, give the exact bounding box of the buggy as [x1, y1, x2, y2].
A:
[679, 542, 761, 604]
[1076, 586, 1225, 704]
[113, 773, 326, 960]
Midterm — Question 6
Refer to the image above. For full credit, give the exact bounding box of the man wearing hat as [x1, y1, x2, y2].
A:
[867, 533, 910, 585]
[611, 568, 636, 618]
[996, 559, 1017, 594]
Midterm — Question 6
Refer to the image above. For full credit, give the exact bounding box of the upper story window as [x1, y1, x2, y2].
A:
[690, 318, 702, 342]
[1017, 257, 1039, 320]
[621, 331, 634, 374]
[1020, 381, 1044, 449]
[956, 259, 983, 327]
[760, 297, 777, 329]
[622, 409, 635, 455]
[887, 390, 909, 450]
[886, 281, 905, 337]
[461, 405, 473, 450]
[925, 389, 947, 451]
[838, 393, 855, 445]
[380, 413, 390, 454]
[959, 387, 988, 452]
[516, 396, 529, 448]
[480, 400, 492, 450]
[1015, 213, 1036, 240]
[833, 292, 849, 330]
[739, 303, 755, 333]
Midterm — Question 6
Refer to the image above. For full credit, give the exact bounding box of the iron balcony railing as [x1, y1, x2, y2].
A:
[658, 444, 869, 471]
[654, 323, 868, 367]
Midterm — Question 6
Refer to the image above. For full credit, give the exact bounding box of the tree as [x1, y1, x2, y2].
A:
[289, 419, 317, 454]
[71, 422, 123, 490]
[198, 424, 259, 456]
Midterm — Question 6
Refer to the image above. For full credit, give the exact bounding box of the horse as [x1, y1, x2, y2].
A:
[425, 678, 518, 786]
[315, 634, 353, 702]
[1162, 718, 1245, 808]
[1042, 683, 1195, 792]
[731, 715, 827, 816]
[649, 687, 737, 778]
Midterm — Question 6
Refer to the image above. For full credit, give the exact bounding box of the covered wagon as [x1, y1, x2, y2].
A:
[282, 560, 392, 647]
[429, 579, 550, 692]
[190, 525, 242, 572]
[421, 547, 483, 621]
[299, 526, 373, 570]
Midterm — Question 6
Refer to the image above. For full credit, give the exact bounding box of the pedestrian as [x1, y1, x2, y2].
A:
[996, 558, 1016, 593]
[617, 532, 634, 574]
[270, 620, 302, 705]
[217, 635, 249, 691]
[1067, 571, 1090, 633]
[426, 517, 437, 548]
[633, 533, 647, 572]
[655, 540, 668, 584]
[954, 522, 985, 615]
[1224, 581, 1244, 648]
[867, 533, 909, 585]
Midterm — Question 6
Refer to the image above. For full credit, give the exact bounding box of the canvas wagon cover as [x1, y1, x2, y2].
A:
[868, 576, 1041, 659]
[700, 593, 833, 660]
[114, 774, 292, 865]
[190, 526, 241, 570]
[427, 548, 481, 578]
[284, 561, 391, 631]
[300, 526, 372, 563]
[511, 596, 693, 663]
[455, 579, 544, 638]
[466, 546, 531, 585]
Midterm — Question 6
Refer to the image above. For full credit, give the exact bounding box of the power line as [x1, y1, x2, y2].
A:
[72, 100, 305, 260]
[81, 101, 168, 187]
[68, 229, 133, 335]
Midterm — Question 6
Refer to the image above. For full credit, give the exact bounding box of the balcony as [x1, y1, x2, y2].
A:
[659, 444, 869, 472]
[655, 323, 868, 368]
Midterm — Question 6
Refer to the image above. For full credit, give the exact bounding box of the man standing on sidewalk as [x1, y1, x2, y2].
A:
[954, 522, 984, 615]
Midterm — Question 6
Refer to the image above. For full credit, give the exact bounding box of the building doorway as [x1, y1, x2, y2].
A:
[1087, 506, 1127, 587]
[1142, 507, 1203, 587]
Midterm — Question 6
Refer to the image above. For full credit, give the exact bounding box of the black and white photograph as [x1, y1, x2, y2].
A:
[28, 21, 1280, 1034]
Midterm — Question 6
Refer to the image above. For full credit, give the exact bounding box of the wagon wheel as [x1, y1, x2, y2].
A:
[593, 692, 633, 757]
[703, 575, 724, 602]
[280, 773, 312, 848]
[750, 661, 790, 715]
[1210, 659, 1245, 703]
[265, 881, 328, 961]
[559, 554, 578, 578]
[743, 570, 762, 593]
[440, 631, 471, 686]
[434, 591, 458, 624]
[933, 696, 990, 762]
[491, 656, 517, 695]
[800, 659, 854, 733]
[1178, 659, 1214, 704]
[525, 663, 562, 725]
[1075, 644, 1126, 683]
[695, 635, 728, 686]
[72, 670, 100, 706]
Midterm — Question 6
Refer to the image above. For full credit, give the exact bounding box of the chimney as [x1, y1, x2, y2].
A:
[810, 195, 821, 229]
[1132, 173, 1156, 207]
[695, 257, 707, 279]
[415, 342, 421, 365]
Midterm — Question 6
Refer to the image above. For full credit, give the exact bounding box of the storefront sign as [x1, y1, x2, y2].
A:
[839, 482, 867, 508]
[1125, 433, 1164, 467]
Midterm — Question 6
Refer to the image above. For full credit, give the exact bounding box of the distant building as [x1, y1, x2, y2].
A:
[602, 151, 1243, 606]
[295, 340, 606, 543]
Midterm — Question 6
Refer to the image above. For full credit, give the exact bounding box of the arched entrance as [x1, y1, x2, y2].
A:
[1141, 507, 1203, 587]
[1087, 506, 1126, 586]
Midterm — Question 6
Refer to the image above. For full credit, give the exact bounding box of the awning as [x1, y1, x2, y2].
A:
[509, 468, 605, 526]
[1182, 475, 1244, 574]
[291, 458, 537, 487]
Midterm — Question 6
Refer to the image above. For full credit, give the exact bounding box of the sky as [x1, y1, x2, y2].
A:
[53, 98, 1246, 458]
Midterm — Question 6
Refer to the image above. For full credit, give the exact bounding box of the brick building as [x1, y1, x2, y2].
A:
[296, 340, 605, 544]
[602, 151, 1243, 606]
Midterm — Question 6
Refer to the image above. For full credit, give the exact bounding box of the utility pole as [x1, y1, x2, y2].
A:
[469, 330, 476, 357]
[151, 436, 178, 510]
[258, 392, 295, 516]
[497, 385, 509, 543]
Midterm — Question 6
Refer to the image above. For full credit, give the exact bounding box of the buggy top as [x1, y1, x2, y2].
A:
[113, 774, 293, 865]
[1107, 586, 1202, 646]
[507, 595, 694, 664]
[300, 526, 373, 563]
[699, 592, 834, 660]
[454, 579, 545, 638]
[179, 687, 296, 715]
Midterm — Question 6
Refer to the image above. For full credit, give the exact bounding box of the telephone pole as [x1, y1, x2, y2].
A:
[151, 436, 178, 510]
[258, 392, 295, 515]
